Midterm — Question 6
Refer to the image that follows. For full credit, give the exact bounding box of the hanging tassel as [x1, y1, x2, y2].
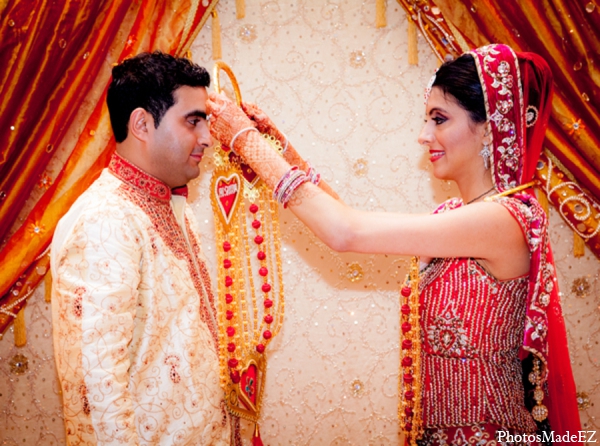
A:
[376, 0, 386, 28]
[212, 10, 222, 60]
[408, 20, 418, 65]
[236, 0, 245, 19]
[44, 270, 52, 303]
[14, 306, 27, 347]
[252, 423, 264, 446]
[536, 186, 550, 216]
[574, 233, 586, 258]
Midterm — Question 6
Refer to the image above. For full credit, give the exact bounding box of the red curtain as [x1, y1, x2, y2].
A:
[0, 0, 218, 336]
[396, 0, 600, 258]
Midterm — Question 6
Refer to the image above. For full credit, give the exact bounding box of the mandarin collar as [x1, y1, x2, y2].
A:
[108, 152, 173, 201]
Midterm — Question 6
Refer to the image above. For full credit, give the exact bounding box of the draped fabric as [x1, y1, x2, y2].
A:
[396, 3, 588, 438]
[421, 43, 581, 438]
[396, 0, 600, 259]
[0, 0, 219, 335]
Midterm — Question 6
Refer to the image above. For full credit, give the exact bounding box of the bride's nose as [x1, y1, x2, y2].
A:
[418, 122, 433, 146]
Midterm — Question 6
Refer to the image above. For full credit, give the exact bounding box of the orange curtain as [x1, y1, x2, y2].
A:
[396, 0, 600, 258]
[0, 0, 219, 335]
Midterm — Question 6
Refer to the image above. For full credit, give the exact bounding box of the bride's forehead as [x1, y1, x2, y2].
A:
[425, 88, 461, 112]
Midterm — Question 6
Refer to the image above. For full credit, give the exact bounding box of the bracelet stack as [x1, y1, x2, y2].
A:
[273, 167, 308, 208]
[273, 165, 321, 208]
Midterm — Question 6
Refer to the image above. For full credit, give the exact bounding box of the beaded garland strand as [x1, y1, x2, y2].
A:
[210, 62, 285, 443]
[211, 138, 285, 425]
[398, 256, 424, 444]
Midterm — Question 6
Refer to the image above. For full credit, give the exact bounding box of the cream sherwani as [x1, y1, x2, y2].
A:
[51, 153, 230, 445]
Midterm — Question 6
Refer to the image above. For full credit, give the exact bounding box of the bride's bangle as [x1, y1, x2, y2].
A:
[273, 166, 309, 208]
[280, 131, 289, 154]
[229, 127, 259, 154]
[305, 162, 321, 185]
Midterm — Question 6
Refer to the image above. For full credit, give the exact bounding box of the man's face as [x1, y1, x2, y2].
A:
[146, 85, 211, 188]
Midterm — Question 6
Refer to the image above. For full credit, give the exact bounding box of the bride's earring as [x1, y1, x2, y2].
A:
[480, 123, 492, 170]
[480, 143, 491, 170]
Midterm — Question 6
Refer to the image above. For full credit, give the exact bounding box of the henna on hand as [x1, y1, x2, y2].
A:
[210, 94, 341, 203]
[206, 92, 256, 152]
[241, 103, 282, 138]
[207, 93, 290, 189]
[241, 101, 341, 201]
[287, 182, 326, 208]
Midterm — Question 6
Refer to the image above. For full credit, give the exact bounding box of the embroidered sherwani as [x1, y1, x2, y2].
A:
[51, 154, 230, 445]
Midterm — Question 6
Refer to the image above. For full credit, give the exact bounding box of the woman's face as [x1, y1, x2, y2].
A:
[418, 86, 488, 184]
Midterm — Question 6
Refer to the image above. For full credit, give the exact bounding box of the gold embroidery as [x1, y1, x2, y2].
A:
[109, 153, 219, 348]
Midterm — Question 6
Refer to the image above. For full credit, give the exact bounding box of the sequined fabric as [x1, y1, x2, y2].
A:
[418, 423, 539, 446]
[419, 197, 538, 432]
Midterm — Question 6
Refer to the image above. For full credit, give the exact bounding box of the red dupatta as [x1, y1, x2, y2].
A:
[470, 44, 581, 438]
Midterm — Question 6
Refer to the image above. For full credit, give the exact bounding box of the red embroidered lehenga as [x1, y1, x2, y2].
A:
[409, 44, 581, 445]
[418, 200, 542, 444]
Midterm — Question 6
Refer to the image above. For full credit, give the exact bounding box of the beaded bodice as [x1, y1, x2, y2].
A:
[419, 255, 537, 432]
[419, 257, 537, 431]
[416, 194, 544, 432]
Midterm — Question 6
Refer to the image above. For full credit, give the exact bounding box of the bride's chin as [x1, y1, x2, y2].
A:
[430, 168, 450, 181]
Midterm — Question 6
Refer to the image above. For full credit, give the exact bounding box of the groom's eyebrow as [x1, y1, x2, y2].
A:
[185, 110, 208, 120]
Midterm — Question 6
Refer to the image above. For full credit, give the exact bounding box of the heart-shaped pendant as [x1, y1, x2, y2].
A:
[229, 152, 260, 189]
[239, 363, 258, 411]
[212, 171, 242, 228]
[225, 353, 266, 423]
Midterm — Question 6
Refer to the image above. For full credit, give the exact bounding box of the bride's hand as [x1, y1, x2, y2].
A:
[241, 102, 284, 141]
[206, 92, 256, 150]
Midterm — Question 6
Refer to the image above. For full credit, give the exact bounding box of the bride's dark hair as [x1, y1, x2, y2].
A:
[433, 54, 487, 125]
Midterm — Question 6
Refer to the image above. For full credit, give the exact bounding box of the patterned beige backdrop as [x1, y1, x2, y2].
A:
[0, 1, 597, 445]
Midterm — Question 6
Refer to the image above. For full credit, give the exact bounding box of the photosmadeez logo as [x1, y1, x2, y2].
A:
[497, 431, 597, 443]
